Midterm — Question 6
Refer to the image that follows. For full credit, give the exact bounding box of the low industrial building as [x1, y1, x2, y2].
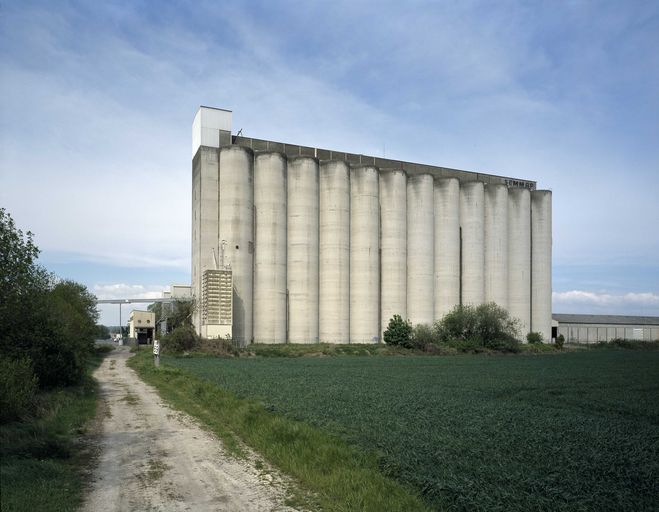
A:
[128, 310, 156, 344]
[553, 314, 659, 343]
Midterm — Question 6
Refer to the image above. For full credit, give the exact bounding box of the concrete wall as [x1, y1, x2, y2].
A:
[407, 174, 434, 326]
[319, 161, 351, 343]
[379, 170, 407, 335]
[460, 181, 485, 306]
[531, 190, 552, 342]
[254, 152, 287, 343]
[484, 184, 508, 310]
[508, 188, 531, 337]
[287, 157, 320, 343]
[218, 146, 254, 346]
[350, 166, 380, 343]
[434, 178, 460, 319]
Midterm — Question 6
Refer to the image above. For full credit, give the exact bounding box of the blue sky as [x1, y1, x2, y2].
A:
[1, 0, 658, 325]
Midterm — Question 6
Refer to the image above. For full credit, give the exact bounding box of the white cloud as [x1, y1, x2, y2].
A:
[553, 290, 659, 309]
[93, 283, 167, 301]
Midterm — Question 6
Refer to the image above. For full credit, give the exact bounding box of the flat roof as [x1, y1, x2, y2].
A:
[229, 135, 537, 189]
[553, 314, 659, 326]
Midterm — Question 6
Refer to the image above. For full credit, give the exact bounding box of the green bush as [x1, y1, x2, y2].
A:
[161, 326, 199, 353]
[526, 331, 543, 344]
[556, 334, 565, 349]
[0, 355, 38, 422]
[435, 303, 521, 350]
[410, 324, 436, 349]
[383, 315, 413, 348]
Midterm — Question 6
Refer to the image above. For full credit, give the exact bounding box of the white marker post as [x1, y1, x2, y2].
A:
[153, 339, 160, 367]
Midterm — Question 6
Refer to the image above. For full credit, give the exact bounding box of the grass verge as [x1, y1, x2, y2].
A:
[128, 350, 429, 512]
[0, 345, 112, 512]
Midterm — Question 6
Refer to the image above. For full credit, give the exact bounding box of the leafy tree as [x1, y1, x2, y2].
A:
[95, 324, 110, 339]
[0, 208, 99, 391]
[150, 299, 194, 335]
[384, 315, 413, 347]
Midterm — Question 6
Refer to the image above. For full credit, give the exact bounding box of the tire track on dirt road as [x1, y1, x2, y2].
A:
[83, 347, 299, 512]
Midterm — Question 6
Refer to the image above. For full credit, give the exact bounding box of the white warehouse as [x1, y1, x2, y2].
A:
[191, 106, 552, 346]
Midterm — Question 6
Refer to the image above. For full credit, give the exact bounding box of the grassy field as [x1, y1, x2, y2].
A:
[156, 349, 659, 511]
[0, 346, 111, 512]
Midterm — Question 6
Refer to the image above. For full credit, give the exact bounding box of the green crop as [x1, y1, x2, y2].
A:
[164, 350, 659, 511]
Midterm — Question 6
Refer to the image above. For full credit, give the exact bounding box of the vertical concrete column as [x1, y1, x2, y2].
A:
[253, 152, 287, 344]
[287, 156, 320, 343]
[407, 174, 435, 326]
[484, 184, 509, 309]
[350, 165, 380, 343]
[460, 181, 485, 306]
[508, 188, 531, 338]
[319, 160, 350, 343]
[379, 170, 407, 335]
[531, 190, 552, 342]
[192, 148, 220, 334]
[219, 146, 254, 346]
[434, 178, 460, 319]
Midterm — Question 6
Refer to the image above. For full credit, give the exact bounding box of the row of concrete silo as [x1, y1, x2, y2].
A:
[210, 145, 552, 345]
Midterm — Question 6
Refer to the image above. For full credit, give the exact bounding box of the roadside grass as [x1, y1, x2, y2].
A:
[160, 348, 659, 511]
[128, 351, 429, 512]
[0, 345, 113, 512]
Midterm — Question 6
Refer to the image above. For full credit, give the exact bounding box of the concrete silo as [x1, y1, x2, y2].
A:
[531, 190, 552, 342]
[434, 178, 461, 320]
[253, 152, 287, 344]
[508, 188, 531, 337]
[407, 174, 434, 326]
[218, 145, 254, 345]
[287, 156, 320, 343]
[484, 184, 509, 310]
[192, 107, 551, 346]
[319, 160, 351, 343]
[350, 165, 380, 343]
[460, 181, 485, 306]
[379, 170, 407, 335]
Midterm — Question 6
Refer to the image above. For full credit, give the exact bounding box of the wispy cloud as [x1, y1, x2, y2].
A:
[1, 0, 658, 316]
[93, 283, 167, 300]
[553, 290, 659, 315]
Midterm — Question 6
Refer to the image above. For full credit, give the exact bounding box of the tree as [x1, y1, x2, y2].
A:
[384, 315, 413, 347]
[95, 324, 110, 339]
[150, 299, 194, 335]
[0, 208, 99, 389]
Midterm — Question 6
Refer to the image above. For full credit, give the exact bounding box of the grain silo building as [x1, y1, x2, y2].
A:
[191, 106, 552, 346]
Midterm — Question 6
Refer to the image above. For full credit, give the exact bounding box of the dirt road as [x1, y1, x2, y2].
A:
[83, 347, 298, 512]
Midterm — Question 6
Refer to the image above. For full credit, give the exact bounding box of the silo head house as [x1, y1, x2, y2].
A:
[191, 106, 552, 346]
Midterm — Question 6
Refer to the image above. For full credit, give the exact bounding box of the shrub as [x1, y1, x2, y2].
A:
[161, 326, 199, 353]
[435, 303, 521, 350]
[556, 334, 565, 349]
[384, 315, 413, 348]
[411, 324, 436, 350]
[526, 332, 543, 344]
[0, 355, 38, 422]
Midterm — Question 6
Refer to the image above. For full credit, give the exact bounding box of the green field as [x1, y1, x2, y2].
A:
[162, 350, 659, 511]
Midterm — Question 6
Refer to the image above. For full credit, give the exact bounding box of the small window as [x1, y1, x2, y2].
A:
[146, 319, 151, 324]
[138, 319, 142, 324]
